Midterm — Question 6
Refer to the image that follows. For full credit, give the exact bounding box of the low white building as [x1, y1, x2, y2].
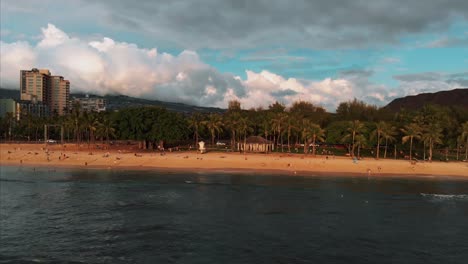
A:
[73, 95, 107, 112]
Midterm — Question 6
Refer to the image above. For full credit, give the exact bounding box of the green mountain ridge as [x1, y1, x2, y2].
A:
[384, 88, 468, 111]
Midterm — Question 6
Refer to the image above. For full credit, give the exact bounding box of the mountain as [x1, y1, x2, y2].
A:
[0, 88, 19, 100]
[384, 88, 468, 111]
[0, 88, 224, 114]
[3, 87, 466, 114]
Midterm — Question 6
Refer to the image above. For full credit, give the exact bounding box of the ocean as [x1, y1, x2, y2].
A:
[1, 166, 468, 263]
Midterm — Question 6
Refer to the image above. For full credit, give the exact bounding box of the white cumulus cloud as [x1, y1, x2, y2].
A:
[1, 24, 464, 111]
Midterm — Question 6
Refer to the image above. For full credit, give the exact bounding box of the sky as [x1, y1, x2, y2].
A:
[1, 0, 467, 111]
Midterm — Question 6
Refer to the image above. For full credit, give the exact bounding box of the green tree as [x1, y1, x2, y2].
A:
[225, 111, 241, 150]
[300, 119, 312, 154]
[309, 123, 325, 156]
[382, 123, 397, 159]
[83, 112, 98, 147]
[370, 121, 386, 159]
[188, 112, 203, 146]
[70, 101, 83, 144]
[97, 114, 115, 145]
[203, 113, 223, 146]
[342, 120, 366, 157]
[401, 123, 422, 160]
[238, 116, 252, 152]
[271, 112, 287, 152]
[4, 112, 15, 141]
[422, 123, 443, 161]
[460, 121, 468, 161]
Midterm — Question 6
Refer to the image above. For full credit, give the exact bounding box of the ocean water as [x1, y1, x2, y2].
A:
[1, 166, 468, 264]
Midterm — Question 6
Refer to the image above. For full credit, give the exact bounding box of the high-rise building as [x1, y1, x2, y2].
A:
[49, 76, 70, 116]
[19, 68, 70, 116]
[20, 68, 51, 103]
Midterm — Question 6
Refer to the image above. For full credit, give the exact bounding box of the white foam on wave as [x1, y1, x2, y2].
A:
[421, 193, 468, 201]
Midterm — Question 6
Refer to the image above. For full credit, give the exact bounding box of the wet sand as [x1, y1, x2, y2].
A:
[1, 143, 467, 179]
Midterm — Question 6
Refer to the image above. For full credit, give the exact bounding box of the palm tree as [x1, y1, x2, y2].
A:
[309, 123, 325, 156]
[422, 124, 443, 161]
[225, 112, 241, 150]
[271, 112, 287, 152]
[70, 101, 82, 144]
[203, 113, 223, 146]
[260, 118, 271, 142]
[460, 121, 468, 161]
[83, 112, 98, 147]
[238, 116, 252, 152]
[382, 124, 397, 159]
[300, 118, 312, 154]
[188, 112, 203, 146]
[5, 112, 15, 141]
[342, 120, 366, 157]
[371, 121, 386, 159]
[97, 115, 115, 145]
[285, 113, 299, 152]
[456, 135, 462, 161]
[355, 134, 367, 159]
[401, 123, 422, 160]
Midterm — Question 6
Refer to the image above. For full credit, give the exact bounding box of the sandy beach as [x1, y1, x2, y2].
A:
[1, 143, 467, 179]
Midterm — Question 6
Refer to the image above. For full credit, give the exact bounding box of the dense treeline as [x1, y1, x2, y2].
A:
[1, 99, 468, 161]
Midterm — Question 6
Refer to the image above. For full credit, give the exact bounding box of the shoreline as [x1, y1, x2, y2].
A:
[1, 143, 467, 179]
[2, 164, 468, 182]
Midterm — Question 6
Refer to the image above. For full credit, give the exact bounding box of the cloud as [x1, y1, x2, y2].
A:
[240, 55, 307, 62]
[393, 72, 444, 82]
[390, 71, 465, 100]
[382, 57, 401, 64]
[81, 0, 468, 49]
[425, 36, 468, 48]
[0, 24, 245, 106]
[1, 24, 465, 112]
[4, 0, 468, 49]
[446, 72, 468, 86]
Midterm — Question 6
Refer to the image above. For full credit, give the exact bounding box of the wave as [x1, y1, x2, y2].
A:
[0, 178, 35, 183]
[420, 193, 468, 201]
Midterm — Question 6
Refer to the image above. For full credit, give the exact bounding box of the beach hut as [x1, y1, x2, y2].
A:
[238, 136, 274, 153]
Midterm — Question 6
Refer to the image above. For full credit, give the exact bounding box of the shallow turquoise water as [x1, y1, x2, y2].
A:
[1, 166, 468, 263]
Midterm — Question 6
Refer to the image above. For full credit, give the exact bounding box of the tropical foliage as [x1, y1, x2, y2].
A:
[1, 99, 467, 161]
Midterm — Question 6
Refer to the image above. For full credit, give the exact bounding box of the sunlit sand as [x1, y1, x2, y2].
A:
[1, 143, 467, 179]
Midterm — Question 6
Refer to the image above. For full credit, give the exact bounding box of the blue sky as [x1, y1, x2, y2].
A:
[1, 0, 467, 110]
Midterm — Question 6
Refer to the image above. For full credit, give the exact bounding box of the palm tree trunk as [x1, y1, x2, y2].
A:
[409, 136, 413, 160]
[211, 130, 215, 146]
[287, 127, 291, 152]
[384, 138, 388, 159]
[231, 130, 236, 150]
[429, 140, 432, 161]
[244, 131, 247, 153]
[423, 141, 426, 161]
[465, 139, 468, 161]
[394, 144, 397, 159]
[279, 125, 283, 152]
[303, 139, 307, 155]
[351, 131, 356, 157]
[376, 132, 380, 159]
[312, 135, 316, 156]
